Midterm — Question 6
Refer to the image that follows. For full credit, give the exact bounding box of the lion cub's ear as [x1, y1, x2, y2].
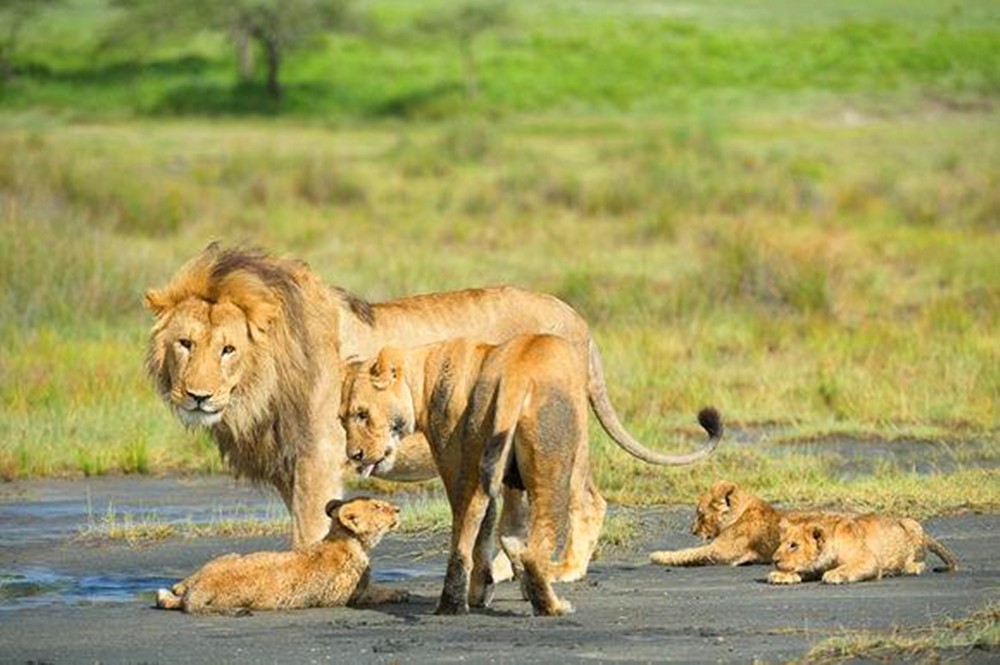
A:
[711, 480, 737, 509]
[337, 500, 372, 536]
[809, 524, 827, 546]
[325, 499, 347, 518]
[371, 347, 405, 390]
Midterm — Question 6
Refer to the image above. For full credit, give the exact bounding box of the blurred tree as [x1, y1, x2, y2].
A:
[417, 1, 512, 100]
[0, 0, 63, 79]
[106, 0, 354, 101]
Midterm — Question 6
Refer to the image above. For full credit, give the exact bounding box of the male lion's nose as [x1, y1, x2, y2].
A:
[187, 390, 211, 406]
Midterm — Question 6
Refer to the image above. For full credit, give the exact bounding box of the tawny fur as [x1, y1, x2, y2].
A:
[341, 336, 721, 616]
[650, 481, 804, 567]
[147, 244, 720, 550]
[768, 513, 959, 585]
[155, 497, 406, 614]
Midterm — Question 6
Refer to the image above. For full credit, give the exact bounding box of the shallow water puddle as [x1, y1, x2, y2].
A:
[0, 567, 176, 611]
[0, 566, 437, 612]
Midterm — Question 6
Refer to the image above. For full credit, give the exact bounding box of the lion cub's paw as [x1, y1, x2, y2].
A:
[821, 569, 853, 585]
[648, 551, 678, 566]
[156, 588, 182, 609]
[767, 571, 802, 585]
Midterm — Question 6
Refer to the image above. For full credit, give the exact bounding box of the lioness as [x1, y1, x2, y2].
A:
[768, 513, 959, 585]
[147, 244, 720, 549]
[155, 497, 406, 614]
[649, 481, 799, 567]
[341, 335, 722, 616]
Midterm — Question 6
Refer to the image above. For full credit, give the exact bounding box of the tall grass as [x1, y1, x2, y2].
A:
[0, 2, 995, 517]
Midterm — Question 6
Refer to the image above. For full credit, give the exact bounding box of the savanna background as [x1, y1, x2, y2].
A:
[1, 0, 997, 520]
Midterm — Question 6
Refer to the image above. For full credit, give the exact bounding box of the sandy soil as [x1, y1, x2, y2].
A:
[0, 477, 996, 663]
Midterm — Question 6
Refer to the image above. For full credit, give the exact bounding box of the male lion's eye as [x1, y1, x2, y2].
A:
[221, 344, 236, 357]
[178, 339, 193, 350]
[789, 543, 798, 551]
[354, 409, 369, 423]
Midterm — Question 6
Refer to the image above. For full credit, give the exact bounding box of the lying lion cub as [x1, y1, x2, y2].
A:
[156, 497, 407, 614]
[768, 512, 959, 585]
[649, 481, 794, 567]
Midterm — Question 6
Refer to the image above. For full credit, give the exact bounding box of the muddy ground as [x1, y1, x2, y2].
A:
[0, 477, 997, 664]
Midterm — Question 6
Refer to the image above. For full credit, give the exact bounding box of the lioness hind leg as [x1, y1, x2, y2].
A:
[521, 484, 574, 616]
[554, 476, 606, 582]
[498, 486, 529, 585]
[437, 489, 492, 615]
[468, 498, 499, 608]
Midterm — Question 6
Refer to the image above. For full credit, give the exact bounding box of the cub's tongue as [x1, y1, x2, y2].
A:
[359, 463, 376, 478]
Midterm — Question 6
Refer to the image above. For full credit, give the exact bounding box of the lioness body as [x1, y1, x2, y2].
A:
[147, 245, 718, 549]
[768, 513, 958, 585]
[650, 481, 798, 567]
[343, 335, 613, 616]
[156, 498, 405, 614]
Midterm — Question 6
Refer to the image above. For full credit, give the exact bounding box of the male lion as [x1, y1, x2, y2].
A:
[649, 481, 827, 567]
[341, 335, 723, 616]
[147, 244, 719, 549]
[767, 513, 958, 585]
[155, 497, 406, 614]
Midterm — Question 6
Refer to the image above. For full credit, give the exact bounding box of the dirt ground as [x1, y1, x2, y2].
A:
[0, 478, 997, 663]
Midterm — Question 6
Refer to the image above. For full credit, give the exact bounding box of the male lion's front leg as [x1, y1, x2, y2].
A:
[289, 439, 342, 549]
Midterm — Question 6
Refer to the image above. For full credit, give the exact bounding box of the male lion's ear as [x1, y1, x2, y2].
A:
[144, 288, 172, 317]
[371, 347, 404, 390]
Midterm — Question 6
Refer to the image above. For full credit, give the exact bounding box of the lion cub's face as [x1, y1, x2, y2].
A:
[148, 298, 252, 427]
[772, 521, 825, 574]
[692, 481, 741, 539]
[340, 348, 415, 478]
[325, 496, 401, 550]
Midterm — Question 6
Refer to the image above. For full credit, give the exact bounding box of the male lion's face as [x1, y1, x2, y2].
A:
[772, 522, 825, 574]
[692, 481, 739, 539]
[150, 298, 251, 427]
[340, 349, 414, 479]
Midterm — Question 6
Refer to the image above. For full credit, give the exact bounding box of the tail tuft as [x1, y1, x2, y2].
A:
[697, 407, 723, 440]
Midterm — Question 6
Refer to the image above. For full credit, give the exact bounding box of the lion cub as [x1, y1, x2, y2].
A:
[155, 497, 407, 614]
[650, 481, 806, 567]
[768, 513, 958, 585]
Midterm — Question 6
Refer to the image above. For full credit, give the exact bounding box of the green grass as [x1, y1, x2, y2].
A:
[2, 0, 998, 119]
[0, 1, 997, 518]
[805, 604, 999, 663]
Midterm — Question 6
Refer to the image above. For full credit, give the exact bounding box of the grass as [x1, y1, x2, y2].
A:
[76, 501, 291, 546]
[805, 604, 999, 662]
[0, 1, 997, 518]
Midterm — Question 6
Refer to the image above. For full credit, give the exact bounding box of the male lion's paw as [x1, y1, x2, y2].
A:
[767, 571, 801, 585]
